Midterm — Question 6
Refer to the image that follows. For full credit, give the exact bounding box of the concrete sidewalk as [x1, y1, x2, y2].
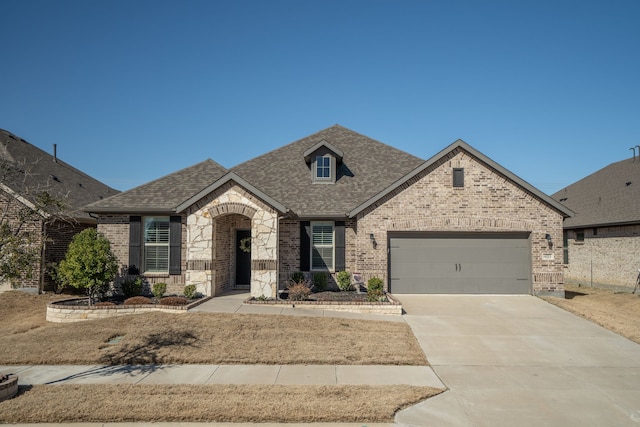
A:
[0, 364, 444, 388]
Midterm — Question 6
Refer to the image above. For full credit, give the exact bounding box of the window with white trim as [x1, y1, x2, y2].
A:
[315, 155, 331, 180]
[144, 217, 170, 273]
[311, 221, 334, 270]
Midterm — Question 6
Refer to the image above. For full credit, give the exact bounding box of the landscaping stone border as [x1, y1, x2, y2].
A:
[46, 296, 213, 323]
[245, 293, 403, 316]
[0, 374, 18, 402]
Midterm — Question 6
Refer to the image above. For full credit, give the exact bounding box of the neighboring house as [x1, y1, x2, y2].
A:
[552, 155, 640, 289]
[0, 129, 119, 292]
[85, 125, 572, 298]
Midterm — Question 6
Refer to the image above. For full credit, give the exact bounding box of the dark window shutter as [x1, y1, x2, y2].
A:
[335, 221, 345, 271]
[453, 168, 464, 187]
[128, 216, 141, 274]
[169, 216, 182, 275]
[300, 221, 310, 271]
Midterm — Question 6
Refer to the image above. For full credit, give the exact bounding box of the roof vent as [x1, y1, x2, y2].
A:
[626, 182, 632, 186]
[49, 174, 60, 182]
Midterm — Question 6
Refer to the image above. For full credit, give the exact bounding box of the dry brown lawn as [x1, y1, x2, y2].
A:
[0, 291, 437, 423]
[542, 284, 640, 344]
[0, 291, 427, 365]
[0, 384, 442, 423]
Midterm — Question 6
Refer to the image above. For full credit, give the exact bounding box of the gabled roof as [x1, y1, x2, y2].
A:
[302, 139, 344, 164]
[0, 129, 119, 222]
[350, 139, 574, 218]
[230, 125, 424, 218]
[551, 157, 640, 228]
[84, 159, 228, 213]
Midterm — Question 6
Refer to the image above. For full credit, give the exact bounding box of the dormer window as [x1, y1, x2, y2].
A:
[315, 155, 331, 180]
[304, 139, 343, 185]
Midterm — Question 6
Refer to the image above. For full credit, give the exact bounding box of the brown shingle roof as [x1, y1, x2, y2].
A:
[84, 159, 228, 213]
[552, 157, 640, 228]
[0, 129, 119, 222]
[230, 125, 424, 217]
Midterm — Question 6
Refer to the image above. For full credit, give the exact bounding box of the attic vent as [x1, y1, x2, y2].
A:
[49, 174, 60, 182]
[626, 182, 632, 186]
[78, 182, 83, 188]
[559, 197, 568, 202]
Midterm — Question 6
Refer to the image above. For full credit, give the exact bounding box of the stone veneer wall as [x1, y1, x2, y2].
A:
[97, 215, 187, 296]
[186, 182, 279, 298]
[356, 149, 565, 296]
[564, 225, 640, 289]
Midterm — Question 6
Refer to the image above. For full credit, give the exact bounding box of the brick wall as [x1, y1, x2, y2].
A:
[356, 149, 565, 295]
[0, 188, 43, 290]
[97, 214, 187, 296]
[43, 220, 94, 291]
[564, 225, 640, 289]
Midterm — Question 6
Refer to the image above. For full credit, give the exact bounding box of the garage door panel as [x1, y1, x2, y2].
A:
[389, 234, 531, 294]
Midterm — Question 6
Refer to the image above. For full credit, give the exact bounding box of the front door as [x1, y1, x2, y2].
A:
[235, 229, 251, 286]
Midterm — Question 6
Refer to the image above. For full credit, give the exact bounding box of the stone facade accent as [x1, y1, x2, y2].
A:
[564, 225, 640, 290]
[186, 183, 279, 298]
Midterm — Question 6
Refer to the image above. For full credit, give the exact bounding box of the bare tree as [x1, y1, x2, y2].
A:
[0, 157, 69, 288]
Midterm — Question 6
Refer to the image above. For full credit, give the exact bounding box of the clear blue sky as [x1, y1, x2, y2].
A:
[2, 0, 639, 194]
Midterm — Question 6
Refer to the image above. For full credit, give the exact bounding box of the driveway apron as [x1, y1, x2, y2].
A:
[395, 295, 640, 427]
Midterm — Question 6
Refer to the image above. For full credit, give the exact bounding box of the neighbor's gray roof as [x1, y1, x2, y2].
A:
[84, 159, 228, 213]
[230, 125, 424, 217]
[552, 157, 640, 228]
[0, 129, 119, 222]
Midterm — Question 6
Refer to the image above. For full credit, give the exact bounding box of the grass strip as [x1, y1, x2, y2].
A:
[0, 384, 442, 423]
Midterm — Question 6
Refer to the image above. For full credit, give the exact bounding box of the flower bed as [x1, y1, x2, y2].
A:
[246, 291, 403, 316]
[46, 296, 212, 323]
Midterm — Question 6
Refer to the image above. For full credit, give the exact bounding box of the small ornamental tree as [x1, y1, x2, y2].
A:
[56, 228, 118, 305]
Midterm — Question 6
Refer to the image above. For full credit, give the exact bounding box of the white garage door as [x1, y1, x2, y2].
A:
[389, 232, 531, 294]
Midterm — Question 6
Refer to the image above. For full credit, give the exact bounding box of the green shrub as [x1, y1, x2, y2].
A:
[183, 284, 197, 299]
[152, 282, 167, 299]
[159, 296, 188, 306]
[367, 277, 384, 292]
[291, 271, 305, 283]
[367, 277, 385, 302]
[312, 272, 327, 291]
[336, 271, 351, 291]
[55, 228, 118, 305]
[287, 281, 312, 301]
[121, 277, 143, 298]
[124, 296, 152, 305]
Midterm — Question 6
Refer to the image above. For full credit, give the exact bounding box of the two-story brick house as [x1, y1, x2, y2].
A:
[85, 125, 572, 298]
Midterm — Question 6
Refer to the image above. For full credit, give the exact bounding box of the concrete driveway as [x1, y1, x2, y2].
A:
[394, 295, 640, 427]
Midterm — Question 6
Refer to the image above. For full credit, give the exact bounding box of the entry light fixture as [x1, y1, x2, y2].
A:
[545, 233, 553, 248]
[370, 233, 377, 249]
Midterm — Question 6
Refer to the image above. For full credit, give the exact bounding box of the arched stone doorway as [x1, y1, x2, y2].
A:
[185, 188, 278, 298]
